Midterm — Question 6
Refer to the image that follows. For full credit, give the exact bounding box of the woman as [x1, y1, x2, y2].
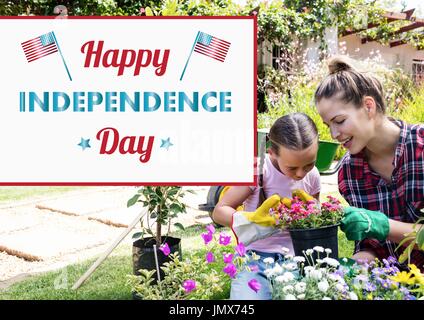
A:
[314, 56, 424, 270]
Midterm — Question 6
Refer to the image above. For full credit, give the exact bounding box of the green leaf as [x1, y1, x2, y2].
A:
[132, 232, 143, 239]
[173, 222, 185, 231]
[145, 7, 154, 16]
[127, 194, 141, 207]
[170, 203, 183, 213]
[417, 229, 424, 250]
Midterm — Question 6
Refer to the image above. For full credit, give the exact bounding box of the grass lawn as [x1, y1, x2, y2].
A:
[0, 187, 87, 203]
[0, 223, 354, 300]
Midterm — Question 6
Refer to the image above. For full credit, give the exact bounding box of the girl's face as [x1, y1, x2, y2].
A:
[316, 96, 375, 155]
[269, 140, 318, 181]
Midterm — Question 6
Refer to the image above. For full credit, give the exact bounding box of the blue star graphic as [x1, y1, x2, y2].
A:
[160, 137, 174, 151]
[78, 137, 91, 151]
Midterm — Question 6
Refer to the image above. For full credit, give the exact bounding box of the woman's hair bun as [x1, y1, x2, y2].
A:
[327, 56, 353, 74]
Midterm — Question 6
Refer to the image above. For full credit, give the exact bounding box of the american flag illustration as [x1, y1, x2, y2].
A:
[193, 32, 231, 62]
[21, 32, 58, 63]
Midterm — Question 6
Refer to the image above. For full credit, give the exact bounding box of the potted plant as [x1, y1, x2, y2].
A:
[127, 186, 191, 283]
[272, 195, 344, 262]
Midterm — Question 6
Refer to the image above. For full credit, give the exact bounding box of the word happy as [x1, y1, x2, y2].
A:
[81, 40, 170, 76]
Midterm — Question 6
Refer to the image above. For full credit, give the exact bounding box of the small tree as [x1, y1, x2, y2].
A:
[127, 186, 192, 246]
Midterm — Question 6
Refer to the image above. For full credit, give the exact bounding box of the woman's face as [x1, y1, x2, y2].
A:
[269, 140, 318, 181]
[316, 96, 374, 155]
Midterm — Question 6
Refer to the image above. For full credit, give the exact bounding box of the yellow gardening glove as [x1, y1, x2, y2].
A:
[281, 197, 292, 209]
[292, 189, 314, 202]
[242, 194, 281, 227]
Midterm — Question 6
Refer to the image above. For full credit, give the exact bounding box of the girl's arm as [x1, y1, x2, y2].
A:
[212, 186, 253, 227]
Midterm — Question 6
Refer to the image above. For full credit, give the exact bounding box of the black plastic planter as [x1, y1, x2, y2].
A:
[289, 224, 339, 263]
[132, 236, 182, 282]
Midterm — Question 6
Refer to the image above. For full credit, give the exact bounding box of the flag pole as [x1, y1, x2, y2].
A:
[179, 31, 201, 81]
[51, 31, 72, 81]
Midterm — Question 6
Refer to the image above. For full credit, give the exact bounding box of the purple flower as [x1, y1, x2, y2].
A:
[249, 264, 259, 272]
[223, 253, 234, 264]
[219, 232, 232, 246]
[206, 224, 215, 234]
[206, 251, 215, 263]
[159, 243, 170, 256]
[387, 256, 398, 265]
[201, 232, 213, 245]
[234, 242, 246, 257]
[248, 279, 261, 293]
[182, 279, 196, 293]
[364, 282, 377, 292]
[223, 263, 237, 278]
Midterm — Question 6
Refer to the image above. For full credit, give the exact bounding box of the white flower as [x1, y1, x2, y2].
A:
[295, 282, 306, 293]
[297, 294, 305, 300]
[293, 256, 305, 263]
[264, 268, 274, 277]
[275, 275, 286, 283]
[304, 266, 314, 273]
[313, 246, 324, 253]
[318, 280, 329, 293]
[283, 285, 294, 293]
[342, 258, 348, 263]
[281, 247, 290, 254]
[283, 263, 297, 271]
[322, 297, 331, 300]
[316, 259, 323, 264]
[305, 249, 314, 256]
[263, 257, 274, 264]
[349, 292, 358, 300]
[272, 263, 283, 275]
[285, 254, 294, 260]
[335, 283, 345, 292]
[309, 269, 323, 280]
[285, 294, 297, 300]
[325, 248, 332, 254]
[282, 272, 295, 282]
[323, 257, 340, 268]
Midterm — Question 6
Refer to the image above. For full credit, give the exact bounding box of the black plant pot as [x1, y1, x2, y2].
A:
[289, 224, 339, 264]
[132, 236, 182, 300]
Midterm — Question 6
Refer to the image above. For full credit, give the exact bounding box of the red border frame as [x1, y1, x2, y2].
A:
[0, 16, 257, 186]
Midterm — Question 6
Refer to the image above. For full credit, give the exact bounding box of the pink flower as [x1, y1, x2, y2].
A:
[223, 263, 237, 278]
[223, 253, 234, 264]
[249, 264, 259, 272]
[235, 242, 246, 257]
[219, 232, 232, 246]
[206, 251, 215, 263]
[206, 224, 215, 234]
[201, 232, 213, 245]
[182, 279, 196, 293]
[159, 243, 170, 256]
[248, 279, 261, 293]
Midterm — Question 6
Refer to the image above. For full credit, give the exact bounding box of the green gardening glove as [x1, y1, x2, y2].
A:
[341, 207, 390, 241]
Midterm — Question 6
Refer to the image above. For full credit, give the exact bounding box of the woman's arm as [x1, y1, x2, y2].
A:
[212, 186, 253, 227]
[388, 219, 424, 249]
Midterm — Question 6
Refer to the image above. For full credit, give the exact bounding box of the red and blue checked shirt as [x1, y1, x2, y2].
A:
[338, 119, 424, 270]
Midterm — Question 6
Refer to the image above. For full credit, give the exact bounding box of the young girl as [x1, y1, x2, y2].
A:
[212, 112, 321, 300]
[314, 56, 424, 271]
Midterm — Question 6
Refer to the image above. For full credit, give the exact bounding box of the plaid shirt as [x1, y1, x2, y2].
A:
[338, 119, 424, 270]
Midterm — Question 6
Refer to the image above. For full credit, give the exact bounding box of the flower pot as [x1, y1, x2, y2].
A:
[132, 236, 182, 282]
[289, 224, 339, 262]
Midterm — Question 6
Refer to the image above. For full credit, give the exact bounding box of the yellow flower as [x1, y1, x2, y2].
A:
[390, 271, 415, 285]
[366, 293, 373, 300]
[408, 264, 424, 285]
